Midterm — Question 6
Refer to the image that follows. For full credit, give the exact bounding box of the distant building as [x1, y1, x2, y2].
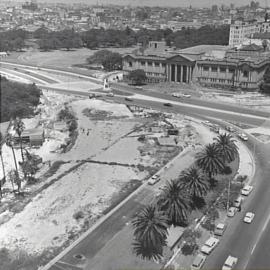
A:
[22, 0, 38, 11]
[229, 18, 270, 47]
[123, 41, 270, 90]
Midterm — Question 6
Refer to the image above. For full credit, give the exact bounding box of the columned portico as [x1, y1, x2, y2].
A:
[166, 55, 195, 84]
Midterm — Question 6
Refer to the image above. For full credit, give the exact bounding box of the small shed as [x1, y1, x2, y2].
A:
[20, 128, 45, 146]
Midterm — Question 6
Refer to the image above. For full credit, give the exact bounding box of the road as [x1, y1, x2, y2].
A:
[1, 61, 270, 269]
[203, 139, 270, 270]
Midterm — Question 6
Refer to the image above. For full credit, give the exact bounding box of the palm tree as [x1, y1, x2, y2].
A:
[132, 205, 168, 260]
[5, 134, 18, 192]
[0, 132, 6, 197]
[180, 167, 209, 198]
[13, 118, 25, 162]
[158, 180, 191, 225]
[196, 143, 225, 180]
[214, 133, 238, 163]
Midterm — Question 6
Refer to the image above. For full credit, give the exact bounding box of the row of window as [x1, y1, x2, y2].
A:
[146, 72, 165, 77]
[202, 66, 235, 73]
[127, 61, 166, 68]
[200, 77, 233, 84]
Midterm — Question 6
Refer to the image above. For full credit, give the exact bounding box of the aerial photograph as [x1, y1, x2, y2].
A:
[0, 0, 270, 269]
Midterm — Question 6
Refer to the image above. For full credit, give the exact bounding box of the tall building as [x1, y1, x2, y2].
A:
[229, 17, 270, 47]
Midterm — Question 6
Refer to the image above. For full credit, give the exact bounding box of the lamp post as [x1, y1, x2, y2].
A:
[226, 176, 231, 212]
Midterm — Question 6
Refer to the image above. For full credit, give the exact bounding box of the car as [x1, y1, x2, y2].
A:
[241, 185, 253, 196]
[214, 223, 227, 236]
[238, 133, 248, 141]
[201, 237, 220, 255]
[148, 175, 160, 185]
[244, 212, 255, 223]
[233, 196, 243, 208]
[106, 92, 114, 97]
[222, 255, 238, 270]
[135, 86, 143, 90]
[182, 94, 191, 98]
[226, 126, 235, 132]
[227, 207, 238, 217]
[163, 102, 173, 107]
[172, 93, 181, 98]
[191, 254, 207, 270]
[125, 97, 133, 102]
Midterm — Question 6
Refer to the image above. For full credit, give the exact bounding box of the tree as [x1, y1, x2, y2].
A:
[5, 134, 19, 180]
[102, 52, 122, 71]
[262, 39, 268, 51]
[260, 67, 270, 94]
[7, 169, 21, 193]
[158, 180, 191, 225]
[128, 69, 147, 85]
[214, 133, 238, 163]
[0, 132, 6, 197]
[132, 205, 168, 260]
[13, 118, 25, 162]
[180, 167, 209, 198]
[181, 229, 201, 255]
[196, 143, 225, 181]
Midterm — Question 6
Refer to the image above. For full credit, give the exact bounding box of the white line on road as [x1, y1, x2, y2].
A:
[251, 243, 257, 254]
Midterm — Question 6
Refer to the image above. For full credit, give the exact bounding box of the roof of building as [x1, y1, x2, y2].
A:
[240, 43, 263, 51]
[167, 226, 185, 248]
[178, 45, 229, 55]
[21, 128, 44, 137]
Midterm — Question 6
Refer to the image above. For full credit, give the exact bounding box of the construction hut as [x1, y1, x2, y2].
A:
[20, 128, 45, 146]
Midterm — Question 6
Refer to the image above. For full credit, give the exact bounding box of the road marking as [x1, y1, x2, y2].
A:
[251, 243, 257, 254]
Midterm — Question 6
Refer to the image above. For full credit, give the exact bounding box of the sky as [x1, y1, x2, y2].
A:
[9, 0, 269, 7]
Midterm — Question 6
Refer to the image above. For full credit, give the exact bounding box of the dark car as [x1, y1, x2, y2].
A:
[125, 97, 133, 102]
[163, 102, 173, 107]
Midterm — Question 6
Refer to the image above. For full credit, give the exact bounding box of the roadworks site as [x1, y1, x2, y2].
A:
[0, 90, 217, 269]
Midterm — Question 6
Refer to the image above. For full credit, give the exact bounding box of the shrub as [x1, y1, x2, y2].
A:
[181, 241, 198, 255]
[73, 211, 84, 220]
[222, 166, 232, 175]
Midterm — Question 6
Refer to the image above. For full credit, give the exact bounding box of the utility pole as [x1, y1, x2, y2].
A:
[226, 177, 231, 212]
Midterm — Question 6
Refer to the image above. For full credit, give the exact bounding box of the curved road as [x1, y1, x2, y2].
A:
[1, 61, 270, 269]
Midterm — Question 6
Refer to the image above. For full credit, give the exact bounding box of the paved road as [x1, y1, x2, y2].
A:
[202, 139, 270, 270]
[2, 61, 270, 269]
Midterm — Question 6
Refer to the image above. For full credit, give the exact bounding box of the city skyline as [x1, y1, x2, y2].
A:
[8, 0, 270, 7]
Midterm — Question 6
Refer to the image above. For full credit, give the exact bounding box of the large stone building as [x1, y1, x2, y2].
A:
[122, 41, 270, 90]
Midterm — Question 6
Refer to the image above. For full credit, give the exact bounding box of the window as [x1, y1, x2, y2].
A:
[203, 66, 209, 71]
[128, 61, 132, 67]
[211, 67, 217, 72]
[162, 63, 166, 68]
[229, 68, 235, 73]
[155, 43, 157, 48]
[148, 61, 152, 66]
[155, 62, 160, 67]
[220, 67, 226, 73]
[141, 61, 145, 66]
[243, 70, 249, 77]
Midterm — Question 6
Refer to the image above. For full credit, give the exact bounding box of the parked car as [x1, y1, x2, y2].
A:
[182, 94, 191, 98]
[226, 126, 235, 132]
[234, 196, 243, 208]
[106, 92, 114, 97]
[214, 223, 227, 236]
[163, 102, 173, 107]
[244, 212, 255, 223]
[201, 237, 220, 255]
[227, 207, 238, 217]
[222, 255, 238, 270]
[125, 97, 133, 102]
[191, 254, 207, 270]
[172, 93, 181, 98]
[238, 133, 248, 141]
[148, 175, 160, 185]
[135, 86, 143, 90]
[241, 185, 253, 196]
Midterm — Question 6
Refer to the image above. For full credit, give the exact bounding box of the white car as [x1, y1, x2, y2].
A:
[241, 185, 253, 196]
[148, 175, 160, 185]
[222, 255, 238, 270]
[191, 254, 207, 270]
[233, 196, 243, 208]
[201, 237, 220, 255]
[227, 207, 238, 217]
[214, 223, 227, 236]
[244, 212, 255, 223]
[238, 133, 248, 141]
[182, 94, 191, 98]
